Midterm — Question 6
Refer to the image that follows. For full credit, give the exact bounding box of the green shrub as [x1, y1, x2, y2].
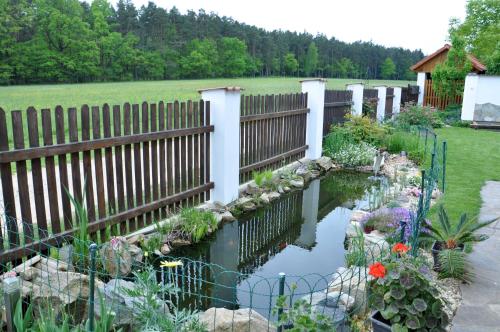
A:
[323, 128, 355, 155]
[179, 208, 218, 243]
[340, 115, 389, 145]
[252, 170, 275, 189]
[395, 103, 443, 129]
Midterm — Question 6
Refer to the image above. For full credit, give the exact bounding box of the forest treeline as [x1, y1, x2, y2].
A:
[0, 0, 424, 85]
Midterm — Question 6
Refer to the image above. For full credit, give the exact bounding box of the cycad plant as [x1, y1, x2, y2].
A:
[423, 205, 496, 249]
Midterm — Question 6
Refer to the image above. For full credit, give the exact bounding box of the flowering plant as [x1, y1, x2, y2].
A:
[368, 251, 447, 331]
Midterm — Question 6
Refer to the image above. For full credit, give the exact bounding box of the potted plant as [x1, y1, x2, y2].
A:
[368, 243, 448, 332]
[422, 205, 496, 270]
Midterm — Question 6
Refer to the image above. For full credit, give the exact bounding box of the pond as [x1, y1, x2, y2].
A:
[159, 171, 386, 319]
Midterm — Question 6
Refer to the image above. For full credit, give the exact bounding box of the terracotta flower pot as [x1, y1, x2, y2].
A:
[370, 311, 391, 332]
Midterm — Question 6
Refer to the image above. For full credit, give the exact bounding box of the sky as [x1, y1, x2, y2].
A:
[117, 0, 468, 55]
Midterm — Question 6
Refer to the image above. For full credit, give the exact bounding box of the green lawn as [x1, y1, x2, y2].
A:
[0, 77, 413, 111]
[429, 127, 500, 222]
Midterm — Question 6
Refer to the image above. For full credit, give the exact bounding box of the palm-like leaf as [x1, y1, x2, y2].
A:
[437, 249, 472, 283]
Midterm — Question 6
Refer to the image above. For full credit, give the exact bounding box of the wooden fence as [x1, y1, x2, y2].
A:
[363, 89, 379, 119]
[239, 93, 308, 183]
[0, 100, 212, 263]
[401, 85, 419, 105]
[385, 87, 394, 118]
[424, 79, 463, 110]
[322, 90, 353, 135]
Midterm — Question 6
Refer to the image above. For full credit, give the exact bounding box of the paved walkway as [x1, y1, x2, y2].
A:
[453, 181, 500, 332]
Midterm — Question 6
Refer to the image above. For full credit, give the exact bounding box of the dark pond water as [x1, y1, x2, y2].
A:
[160, 171, 384, 318]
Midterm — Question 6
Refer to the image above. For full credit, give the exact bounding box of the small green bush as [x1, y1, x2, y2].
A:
[252, 170, 274, 188]
[382, 130, 424, 164]
[341, 115, 389, 145]
[179, 208, 218, 243]
[395, 103, 443, 129]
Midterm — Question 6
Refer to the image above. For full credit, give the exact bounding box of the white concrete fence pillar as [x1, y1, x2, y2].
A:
[301, 79, 326, 159]
[199, 87, 241, 205]
[393, 87, 402, 115]
[416, 72, 426, 106]
[461, 73, 479, 121]
[374, 86, 387, 122]
[346, 83, 364, 116]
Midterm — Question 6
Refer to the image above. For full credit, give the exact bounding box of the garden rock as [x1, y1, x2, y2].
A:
[316, 156, 334, 171]
[160, 243, 171, 255]
[199, 307, 276, 332]
[220, 211, 236, 222]
[260, 193, 270, 204]
[289, 178, 304, 188]
[328, 266, 373, 311]
[28, 268, 105, 323]
[268, 192, 280, 201]
[295, 165, 312, 182]
[171, 238, 192, 247]
[245, 182, 261, 195]
[101, 237, 134, 277]
[302, 292, 347, 325]
[350, 210, 369, 223]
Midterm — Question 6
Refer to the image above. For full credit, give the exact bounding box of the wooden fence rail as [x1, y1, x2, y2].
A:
[239, 93, 308, 183]
[0, 100, 212, 263]
[322, 90, 353, 135]
[363, 89, 379, 120]
[401, 85, 419, 106]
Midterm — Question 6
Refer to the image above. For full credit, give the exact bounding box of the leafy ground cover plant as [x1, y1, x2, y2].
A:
[368, 244, 448, 331]
[329, 142, 377, 167]
[123, 265, 206, 332]
[273, 290, 335, 332]
[394, 103, 443, 129]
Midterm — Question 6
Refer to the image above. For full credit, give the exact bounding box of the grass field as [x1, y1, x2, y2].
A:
[0, 77, 414, 111]
[429, 127, 500, 223]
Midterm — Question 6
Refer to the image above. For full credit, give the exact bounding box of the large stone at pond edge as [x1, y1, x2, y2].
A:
[328, 266, 374, 311]
[27, 268, 105, 323]
[101, 237, 143, 277]
[301, 292, 347, 325]
[199, 307, 276, 332]
[289, 178, 304, 188]
[350, 210, 369, 223]
[316, 156, 334, 171]
[267, 192, 280, 201]
[295, 165, 312, 182]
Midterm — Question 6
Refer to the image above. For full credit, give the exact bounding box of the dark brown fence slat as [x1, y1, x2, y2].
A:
[193, 101, 200, 205]
[142, 102, 151, 226]
[103, 105, 115, 224]
[199, 101, 206, 202]
[173, 101, 181, 209]
[55, 106, 72, 230]
[68, 107, 83, 206]
[180, 101, 187, 206]
[123, 103, 134, 233]
[0, 108, 17, 247]
[27, 107, 48, 238]
[323, 90, 353, 135]
[166, 102, 174, 213]
[187, 101, 194, 206]
[12, 111, 33, 243]
[81, 105, 96, 232]
[158, 102, 167, 218]
[113, 105, 126, 234]
[41, 109, 60, 235]
[150, 103, 159, 221]
[132, 104, 143, 230]
[92, 106, 106, 241]
[205, 101, 211, 201]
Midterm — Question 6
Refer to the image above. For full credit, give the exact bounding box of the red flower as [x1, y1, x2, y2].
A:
[369, 262, 386, 279]
[392, 243, 410, 254]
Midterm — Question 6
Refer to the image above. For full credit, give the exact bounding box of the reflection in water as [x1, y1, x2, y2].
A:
[165, 171, 381, 317]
